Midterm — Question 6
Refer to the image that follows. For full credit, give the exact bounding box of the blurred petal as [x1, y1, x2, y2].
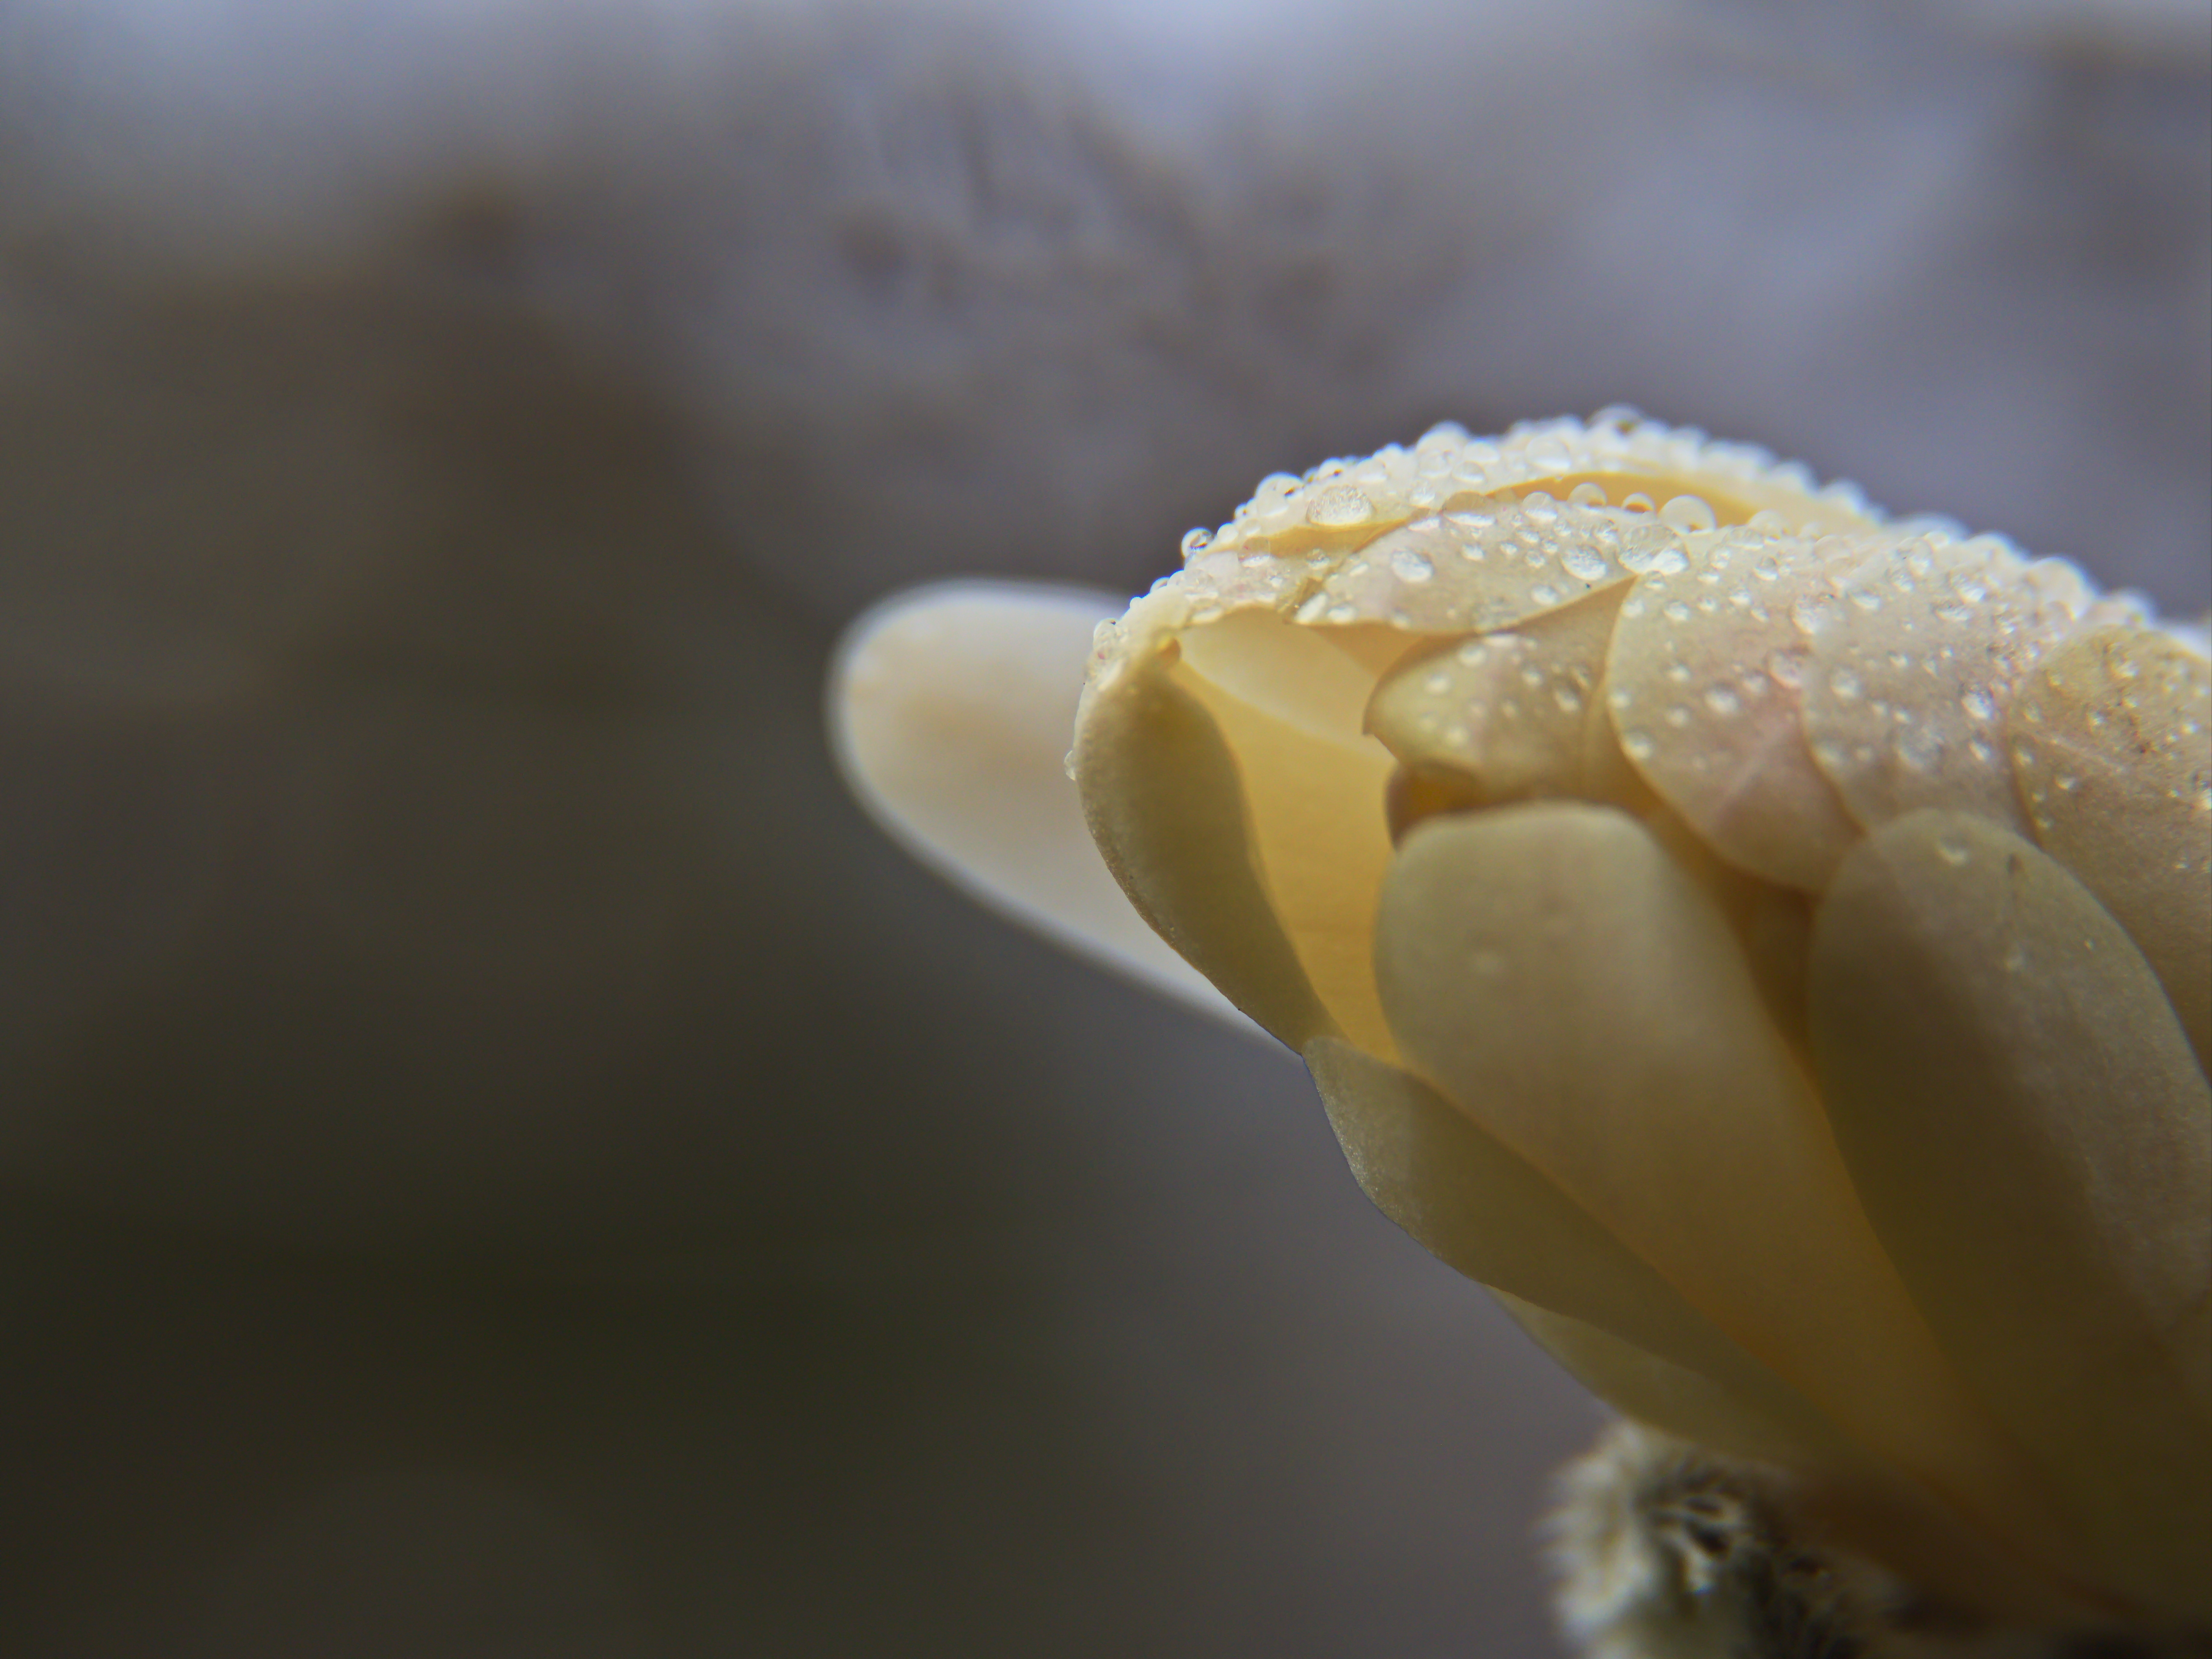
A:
[1811, 810, 2212, 1619]
[831, 580, 1250, 1028]
[1374, 805, 2068, 1577]
[2010, 626, 2212, 1068]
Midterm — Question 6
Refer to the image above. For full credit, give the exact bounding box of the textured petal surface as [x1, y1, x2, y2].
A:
[1800, 537, 2101, 836]
[2009, 626, 2212, 1068]
[1373, 805, 2068, 1578]
[1365, 586, 1625, 807]
[1604, 527, 1862, 889]
[831, 581, 1249, 1026]
[1311, 496, 1664, 634]
[1811, 810, 2212, 1619]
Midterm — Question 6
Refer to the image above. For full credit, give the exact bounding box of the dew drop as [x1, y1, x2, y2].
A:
[1704, 685, 1741, 717]
[1787, 597, 1840, 637]
[1664, 705, 1693, 730]
[1621, 729, 1656, 761]
[1828, 668, 1863, 701]
[1294, 593, 1329, 624]
[1766, 647, 1809, 687]
[1522, 492, 1560, 525]
[1961, 688, 1996, 723]
[1894, 727, 1942, 771]
[1662, 599, 1693, 624]
[1569, 481, 1609, 507]
[1936, 835, 1971, 867]
[1530, 583, 1562, 607]
[1659, 494, 1718, 533]
[1180, 528, 1213, 558]
[1392, 548, 1437, 583]
[1307, 484, 1375, 527]
[1562, 546, 1610, 583]
[1651, 545, 1690, 576]
[1325, 602, 1358, 624]
[1621, 492, 1656, 514]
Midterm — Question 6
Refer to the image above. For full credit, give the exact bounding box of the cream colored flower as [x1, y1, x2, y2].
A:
[832, 414, 2211, 1650]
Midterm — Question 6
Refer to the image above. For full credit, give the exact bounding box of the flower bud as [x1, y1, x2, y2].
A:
[836, 414, 2212, 1644]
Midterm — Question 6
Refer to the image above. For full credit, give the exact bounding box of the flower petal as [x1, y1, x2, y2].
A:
[1374, 805, 2070, 1582]
[830, 580, 1250, 1028]
[1810, 810, 2212, 1619]
[1309, 1035, 1845, 1440]
[1801, 538, 2103, 837]
[2009, 625, 2212, 1069]
[1074, 624, 1336, 1049]
[1603, 526, 1863, 891]
[1132, 611, 1404, 1055]
[1365, 586, 1626, 808]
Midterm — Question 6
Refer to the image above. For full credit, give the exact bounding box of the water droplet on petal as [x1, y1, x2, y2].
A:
[1562, 546, 1609, 583]
[1307, 484, 1374, 527]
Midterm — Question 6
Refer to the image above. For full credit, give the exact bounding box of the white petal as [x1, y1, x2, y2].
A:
[830, 580, 1251, 1030]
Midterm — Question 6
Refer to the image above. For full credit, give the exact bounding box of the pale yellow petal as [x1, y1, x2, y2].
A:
[1604, 528, 1862, 890]
[1309, 498, 1667, 634]
[1375, 805, 2072, 1582]
[1160, 612, 1402, 1056]
[2009, 625, 2212, 1068]
[1074, 636, 1333, 1050]
[1311, 1035, 1843, 1426]
[1801, 538, 2102, 837]
[831, 581, 1250, 1025]
[1810, 810, 2212, 1619]
[1364, 586, 1625, 809]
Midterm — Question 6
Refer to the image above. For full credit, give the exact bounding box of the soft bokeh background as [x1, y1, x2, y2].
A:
[0, 1, 2204, 1653]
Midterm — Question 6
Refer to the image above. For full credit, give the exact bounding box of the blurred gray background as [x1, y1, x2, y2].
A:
[0, 1, 2204, 1653]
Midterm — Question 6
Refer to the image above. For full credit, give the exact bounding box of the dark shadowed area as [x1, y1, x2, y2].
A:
[0, 1, 2203, 1653]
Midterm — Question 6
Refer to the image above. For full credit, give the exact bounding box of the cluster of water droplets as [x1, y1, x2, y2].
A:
[1168, 410, 1874, 579]
[1300, 489, 1690, 634]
